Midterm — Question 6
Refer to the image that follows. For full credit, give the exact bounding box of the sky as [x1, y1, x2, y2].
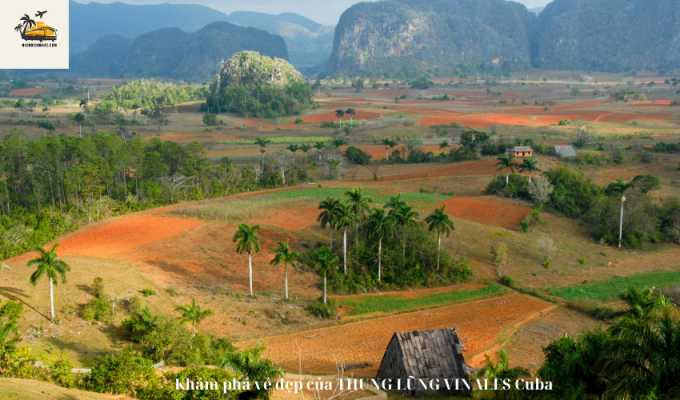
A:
[71, 0, 552, 25]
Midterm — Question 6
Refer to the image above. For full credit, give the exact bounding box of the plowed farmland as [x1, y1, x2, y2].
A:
[297, 111, 382, 123]
[377, 160, 499, 181]
[436, 197, 531, 231]
[241, 294, 551, 376]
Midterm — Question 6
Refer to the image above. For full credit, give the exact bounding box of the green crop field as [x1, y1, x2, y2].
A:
[336, 284, 507, 315]
[549, 269, 680, 301]
[264, 187, 451, 208]
[217, 137, 333, 145]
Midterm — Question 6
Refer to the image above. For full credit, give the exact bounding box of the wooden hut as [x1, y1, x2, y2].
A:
[376, 328, 473, 396]
[507, 146, 534, 157]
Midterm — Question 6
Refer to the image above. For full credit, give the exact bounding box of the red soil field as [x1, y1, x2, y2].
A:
[377, 160, 499, 181]
[241, 294, 550, 376]
[436, 197, 531, 231]
[8, 88, 49, 96]
[253, 204, 320, 231]
[56, 216, 204, 258]
[421, 114, 566, 127]
[297, 111, 382, 123]
[597, 112, 673, 123]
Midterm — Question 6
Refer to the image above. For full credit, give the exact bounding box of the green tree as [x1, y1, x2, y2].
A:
[335, 109, 345, 126]
[27, 243, 71, 321]
[364, 208, 396, 281]
[202, 113, 217, 126]
[519, 157, 541, 183]
[606, 178, 634, 248]
[439, 140, 450, 155]
[495, 154, 519, 187]
[299, 144, 311, 162]
[122, 305, 158, 342]
[313, 141, 325, 160]
[254, 138, 271, 171]
[79, 99, 89, 117]
[345, 108, 356, 124]
[332, 202, 356, 274]
[73, 113, 85, 137]
[286, 144, 299, 155]
[270, 239, 301, 300]
[220, 341, 284, 400]
[310, 246, 338, 304]
[345, 188, 373, 249]
[425, 206, 455, 271]
[477, 349, 531, 400]
[175, 298, 214, 334]
[317, 196, 341, 250]
[392, 203, 419, 259]
[233, 224, 261, 296]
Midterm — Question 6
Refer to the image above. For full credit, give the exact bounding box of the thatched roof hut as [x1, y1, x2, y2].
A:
[376, 328, 473, 396]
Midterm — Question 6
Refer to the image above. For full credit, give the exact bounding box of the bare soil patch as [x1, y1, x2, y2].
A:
[240, 294, 550, 377]
[436, 197, 531, 231]
[298, 111, 382, 123]
[56, 216, 204, 258]
[8, 88, 49, 96]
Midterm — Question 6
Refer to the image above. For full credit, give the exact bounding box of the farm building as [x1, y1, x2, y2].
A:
[507, 146, 534, 157]
[376, 328, 473, 396]
[551, 145, 577, 157]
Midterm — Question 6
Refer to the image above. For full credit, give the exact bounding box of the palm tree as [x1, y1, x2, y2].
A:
[345, 108, 356, 125]
[254, 138, 271, 171]
[131, 103, 140, 120]
[364, 208, 396, 281]
[176, 298, 214, 334]
[20, 14, 36, 37]
[335, 109, 345, 126]
[233, 224, 261, 296]
[299, 144, 312, 162]
[220, 342, 284, 400]
[384, 194, 406, 212]
[124, 305, 158, 342]
[478, 349, 531, 400]
[331, 137, 347, 148]
[606, 178, 634, 248]
[519, 157, 541, 183]
[425, 206, 455, 271]
[270, 239, 301, 300]
[74, 113, 85, 137]
[345, 188, 373, 249]
[311, 246, 338, 304]
[14, 24, 23, 36]
[79, 99, 89, 117]
[439, 140, 450, 156]
[86, 86, 91, 102]
[313, 141, 326, 154]
[495, 154, 520, 187]
[317, 197, 341, 250]
[332, 202, 356, 274]
[27, 243, 71, 321]
[286, 144, 299, 155]
[392, 203, 419, 259]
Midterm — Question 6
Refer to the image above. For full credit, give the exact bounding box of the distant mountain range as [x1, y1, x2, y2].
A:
[69, 1, 333, 72]
[324, 0, 680, 76]
[70, 22, 287, 80]
[529, 6, 545, 14]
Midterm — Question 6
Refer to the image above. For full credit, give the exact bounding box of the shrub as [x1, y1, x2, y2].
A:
[500, 276, 516, 287]
[579, 258, 586, 265]
[294, 118, 303, 124]
[141, 288, 155, 296]
[202, 113, 217, 126]
[558, 119, 570, 125]
[484, 174, 529, 199]
[83, 297, 112, 323]
[305, 298, 337, 319]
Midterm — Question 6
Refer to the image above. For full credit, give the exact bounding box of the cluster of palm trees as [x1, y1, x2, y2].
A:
[231, 188, 456, 303]
[335, 108, 356, 126]
[318, 189, 455, 282]
[495, 154, 541, 186]
[254, 137, 350, 169]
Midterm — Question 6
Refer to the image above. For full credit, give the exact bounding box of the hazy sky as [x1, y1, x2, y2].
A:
[72, 0, 552, 25]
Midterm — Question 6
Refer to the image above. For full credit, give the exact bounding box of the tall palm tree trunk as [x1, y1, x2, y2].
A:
[284, 265, 288, 299]
[329, 227, 333, 250]
[619, 201, 625, 248]
[343, 228, 347, 274]
[506, 170, 509, 186]
[437, 230, 442, 272]
[378, 238, 382, 281]
[248, 251, 253, 296]
[323, 272, 327, 304]
[79, 123, 82, 137]
[261, 152, 265, 172]
[49, 277, 55, 321]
